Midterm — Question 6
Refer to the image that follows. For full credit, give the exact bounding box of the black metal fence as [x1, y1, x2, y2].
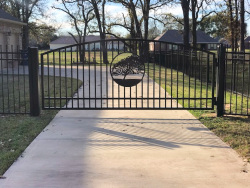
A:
[0, 46, 30, 114]
[41, 39, 216, 110]
[0, 46, 39, 115]
[223, 48, 250, 116]
[1, 40, 249, 117]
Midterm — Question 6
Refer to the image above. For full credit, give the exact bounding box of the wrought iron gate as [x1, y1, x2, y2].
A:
[223, 50, 250, 116]
[41, 39, 216, 110]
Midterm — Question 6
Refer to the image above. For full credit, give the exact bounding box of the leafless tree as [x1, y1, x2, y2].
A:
[53, 0, 94, 62]
[109, 0, 171, 40]
[88, 0, 108, 63]
[1, 0, 46, 49]
[190, 0, 215, 49]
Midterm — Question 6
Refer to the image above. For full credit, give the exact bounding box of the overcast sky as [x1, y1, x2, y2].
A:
[40, 1, 250, 37]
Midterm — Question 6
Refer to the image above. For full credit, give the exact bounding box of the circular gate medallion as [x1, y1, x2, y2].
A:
[110, 54, 145, 87]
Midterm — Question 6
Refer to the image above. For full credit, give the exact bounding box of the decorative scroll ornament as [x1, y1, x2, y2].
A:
[110, 55, 145, 87]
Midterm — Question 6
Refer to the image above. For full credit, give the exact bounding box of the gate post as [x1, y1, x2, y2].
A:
[216, 44, 226, 117]
[28, 47, 40, 116]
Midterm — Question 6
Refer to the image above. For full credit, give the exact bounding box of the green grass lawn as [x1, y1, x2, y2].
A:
[154, 52, 249, 115]
[0, 75, 30, 114]
[0, 76, 82, 176]
[0, 111, 58, 176]
[146, 63, 250, 161]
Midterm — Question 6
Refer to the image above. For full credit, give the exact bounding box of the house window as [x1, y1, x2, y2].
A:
[168, 44, 172, 50]
[161, 43, 166, 51]
[208, 44, 217, 50]
[168, 44, 178, 50]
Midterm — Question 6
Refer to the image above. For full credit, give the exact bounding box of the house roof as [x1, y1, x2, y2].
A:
[0, 8, 25, 25]
[50, 36, 78, 45]
[50, 35, 116, 45]
[245, 36, 250, 42]
[155, 30, 219, 44]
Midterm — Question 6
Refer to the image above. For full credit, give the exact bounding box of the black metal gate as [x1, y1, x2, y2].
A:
[41, 39, 216, 110]
[223, 50, 250, 116]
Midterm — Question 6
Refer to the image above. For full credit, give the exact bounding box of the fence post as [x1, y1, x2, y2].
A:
[216, 44, 226, 117]
[28, 47, 40, 116]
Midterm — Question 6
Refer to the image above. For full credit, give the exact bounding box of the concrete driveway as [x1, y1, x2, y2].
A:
[0, 109, 249, 188]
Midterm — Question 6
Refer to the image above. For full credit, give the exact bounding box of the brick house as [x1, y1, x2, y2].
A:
[50, 35, 124, 51]
[150, 30, 219, 51]
[0, 8, 26, 68]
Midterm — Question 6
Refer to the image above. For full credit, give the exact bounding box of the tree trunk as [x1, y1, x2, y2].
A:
[129, 9, 136, 39]
[181, 0, 191, 75]
[234, 0, 239, 51]
[22, 25, 29, 49]
[102, 0, 108, 64]
[228, 0, 235, 52]
[22, 0, 29, 49]
[191, 0, 197, 49]
[91, 0, 108, 64]
[240, 0, 245, 51]
[181, 0, 190, 47]
[143, 0, 150, 40]
[79, 37, 85, 63]
[131, 7, 142, 38]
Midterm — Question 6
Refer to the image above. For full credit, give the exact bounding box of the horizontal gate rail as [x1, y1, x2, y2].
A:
[41, 39, 216, 111]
